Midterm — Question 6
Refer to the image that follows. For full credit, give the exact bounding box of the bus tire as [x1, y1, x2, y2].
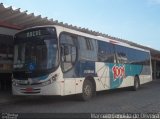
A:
[132, 76, 140, 91]
[80, 79, 94, 101]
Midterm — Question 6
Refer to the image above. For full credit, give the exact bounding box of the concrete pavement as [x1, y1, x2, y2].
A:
[0, 91, 29, 105]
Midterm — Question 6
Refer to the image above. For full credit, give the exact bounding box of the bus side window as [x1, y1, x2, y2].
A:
[60, 33, 77, 72]
[97, 40, 115, 63]
[115, 45, 128, 64]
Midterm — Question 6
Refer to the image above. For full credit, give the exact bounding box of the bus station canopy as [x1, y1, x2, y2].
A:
[0, 3, 160, 60]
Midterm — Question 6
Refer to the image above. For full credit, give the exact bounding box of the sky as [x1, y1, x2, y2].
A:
[1, 0, 160, 50]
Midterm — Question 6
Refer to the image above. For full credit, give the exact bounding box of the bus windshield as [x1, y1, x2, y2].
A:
[13, 27, 58, 77]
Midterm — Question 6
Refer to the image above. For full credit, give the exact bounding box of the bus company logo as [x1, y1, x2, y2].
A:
[112, 65, 125, 80]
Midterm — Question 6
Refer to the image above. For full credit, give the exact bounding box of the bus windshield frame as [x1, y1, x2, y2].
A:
[13, 27, 59, 79]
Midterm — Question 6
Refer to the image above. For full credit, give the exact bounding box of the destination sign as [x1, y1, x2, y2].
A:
[26, 30, 41, 38]
[15, 27, 56, 39]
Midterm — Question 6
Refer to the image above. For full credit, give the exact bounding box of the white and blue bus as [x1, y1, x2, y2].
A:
[12, 25, 152, 101]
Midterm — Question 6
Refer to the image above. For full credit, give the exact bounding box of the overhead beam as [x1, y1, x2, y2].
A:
[0, 20, 22, 30]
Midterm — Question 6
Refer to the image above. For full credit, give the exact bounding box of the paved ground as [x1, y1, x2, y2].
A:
[0, 80, 160, 114]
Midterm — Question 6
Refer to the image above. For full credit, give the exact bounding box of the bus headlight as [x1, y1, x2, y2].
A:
[12, 80, 18, 86]
[51, 74, 58, 81]
[41, 79, 52, 86]
[41, 74, 58, 86]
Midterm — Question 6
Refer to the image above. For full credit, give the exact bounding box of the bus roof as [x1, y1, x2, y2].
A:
[16, 25, 150, 53]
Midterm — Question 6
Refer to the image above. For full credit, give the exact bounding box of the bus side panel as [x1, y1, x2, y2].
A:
[107, 64, 144, 89]
[139, 65, 152, 84]
[116, 64, 142, 88]
[64, 78, 76, 95]
[63, 67, 76, 95]
[95, 62, 110, 91]
[95, 63, 138, 90]
[118, 64, 152, 88]
[62, 62, 152, 95]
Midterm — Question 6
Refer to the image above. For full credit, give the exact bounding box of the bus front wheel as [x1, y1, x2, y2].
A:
[80, 79, 94, 101]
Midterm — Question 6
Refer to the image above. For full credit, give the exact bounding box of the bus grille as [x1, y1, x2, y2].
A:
[20, 88, 40, 94]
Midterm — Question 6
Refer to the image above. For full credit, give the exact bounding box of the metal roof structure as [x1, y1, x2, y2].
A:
[0, 2, 160, 60]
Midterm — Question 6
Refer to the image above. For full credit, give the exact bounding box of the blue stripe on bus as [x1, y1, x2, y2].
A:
[75, 61, 97, 77]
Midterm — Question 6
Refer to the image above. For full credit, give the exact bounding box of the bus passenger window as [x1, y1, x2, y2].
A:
[60, 33, 77, 72]
[115, 45, 128, 64]
[61, 45, 77, 72]
[97, 41, 114, 63]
